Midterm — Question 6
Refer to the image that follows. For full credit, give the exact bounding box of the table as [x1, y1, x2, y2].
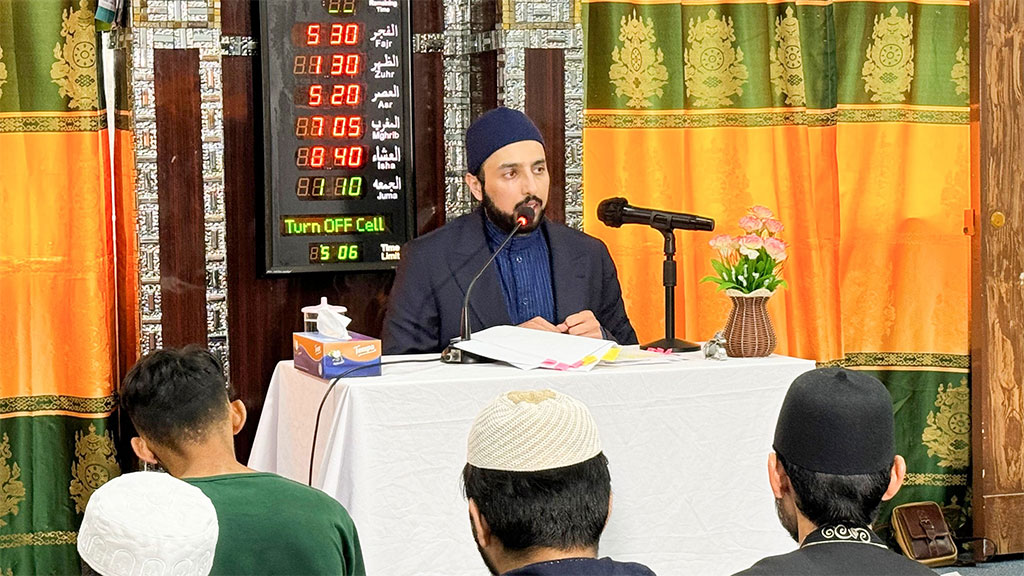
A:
[249, 352, 814, 575]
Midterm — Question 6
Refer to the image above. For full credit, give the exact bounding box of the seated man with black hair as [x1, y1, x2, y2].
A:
[120, 346, 365, 576]
[734, 367, 936, 575]
[463, 389, 655, 576]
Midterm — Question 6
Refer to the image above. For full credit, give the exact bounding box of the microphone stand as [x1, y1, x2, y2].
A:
[642, 225, 700, 353]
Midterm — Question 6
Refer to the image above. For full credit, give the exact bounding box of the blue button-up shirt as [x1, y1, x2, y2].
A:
[483, 217, 556, 326]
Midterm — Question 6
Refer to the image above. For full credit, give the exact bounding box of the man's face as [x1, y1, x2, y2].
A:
[468, 140, 549, 234]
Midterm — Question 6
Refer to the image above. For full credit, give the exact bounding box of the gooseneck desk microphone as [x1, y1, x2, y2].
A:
[440, 205, 537, 364]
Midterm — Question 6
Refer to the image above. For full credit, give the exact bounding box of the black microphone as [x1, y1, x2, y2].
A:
[440, 205, 537, 364]
[597, 197, 715, 232]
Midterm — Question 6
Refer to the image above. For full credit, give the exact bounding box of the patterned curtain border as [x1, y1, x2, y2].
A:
[0, 395, 116, 418]
[0, 531, 77, 549]
[0, 112, 107, 133]
[818, 352, 970, 370]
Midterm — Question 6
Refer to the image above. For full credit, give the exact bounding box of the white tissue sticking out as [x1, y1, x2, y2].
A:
[317, 307, 352, 340]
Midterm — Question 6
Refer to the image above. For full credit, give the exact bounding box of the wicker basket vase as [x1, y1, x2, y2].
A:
[722, 288, 777, 357]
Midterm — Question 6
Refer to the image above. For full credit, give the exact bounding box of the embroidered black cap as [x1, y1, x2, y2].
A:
[466, 107, 545, 175]
[773, 367, 895, 475]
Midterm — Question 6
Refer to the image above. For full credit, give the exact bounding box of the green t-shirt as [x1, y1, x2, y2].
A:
[186, 472, 365, 576]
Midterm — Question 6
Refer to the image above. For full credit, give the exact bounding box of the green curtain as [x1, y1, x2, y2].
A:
[582, 0, 971, 537]
[0, 0, 120, 572]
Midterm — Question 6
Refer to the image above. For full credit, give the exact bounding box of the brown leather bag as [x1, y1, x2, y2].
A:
[891, 501, 958, 567]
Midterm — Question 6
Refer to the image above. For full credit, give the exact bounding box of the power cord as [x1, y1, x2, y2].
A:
[308, 357, 441, 485]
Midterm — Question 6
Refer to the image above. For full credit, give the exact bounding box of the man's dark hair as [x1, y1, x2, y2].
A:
[462, 452, 610, 552]
[120, 346, 234, 452]
[779, 453, 891, 527]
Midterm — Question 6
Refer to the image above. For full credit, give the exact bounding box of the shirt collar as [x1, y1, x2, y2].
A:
[800, 524, 890, 550]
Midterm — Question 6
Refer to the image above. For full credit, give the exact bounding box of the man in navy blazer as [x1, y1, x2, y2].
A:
[383, 108, 637, 355]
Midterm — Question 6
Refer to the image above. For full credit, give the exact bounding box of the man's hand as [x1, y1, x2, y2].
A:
[556, 310, 603, 339]
[518, 316, 563, 333]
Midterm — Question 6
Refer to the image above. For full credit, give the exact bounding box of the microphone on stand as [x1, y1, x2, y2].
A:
[597, 197, 715, 353]
[597, 197, 715, 232]
[440, 204, 537, 364]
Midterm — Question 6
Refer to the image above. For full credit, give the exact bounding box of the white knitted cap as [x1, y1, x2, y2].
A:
[78, 472, 219, 576]
[467, 389, 602, 472]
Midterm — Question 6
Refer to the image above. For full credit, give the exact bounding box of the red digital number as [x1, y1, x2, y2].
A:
[329, 23, 359, 46]
[328, 84, 362, 107]
[333, 145, 364, 168]
[306, 24, 321, 46]
[308, 85, 323, 106]
[331, 116, 364, 138]
[295, 116, 327, 138]
[310, 146, 327, 168]
[330, 54, 361, 76]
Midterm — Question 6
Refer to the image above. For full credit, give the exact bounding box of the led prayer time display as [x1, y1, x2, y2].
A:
[261, 0, 413, 273]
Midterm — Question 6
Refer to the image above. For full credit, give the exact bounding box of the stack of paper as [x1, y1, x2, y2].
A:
[453, 325, 616, 371]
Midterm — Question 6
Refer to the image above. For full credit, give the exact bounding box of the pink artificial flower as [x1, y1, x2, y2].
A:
[764, 218, 784, 235]
[737, 234, 764, 259]
[749, 205, 775, 220]
[738, 215, 762, 233]
[764, 237, 788, 262]
[708, 234, 737, 259]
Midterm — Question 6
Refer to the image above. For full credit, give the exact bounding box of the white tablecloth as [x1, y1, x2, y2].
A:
[249, 352, 814, 575]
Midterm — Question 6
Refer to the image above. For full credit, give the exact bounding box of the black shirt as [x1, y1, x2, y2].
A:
[734, 525, 937, 575]
[503, 557, 657, 576]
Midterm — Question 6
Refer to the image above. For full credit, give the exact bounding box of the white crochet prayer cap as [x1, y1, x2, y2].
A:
[78, 472, 219, 576]
[467, 389, 602, 472]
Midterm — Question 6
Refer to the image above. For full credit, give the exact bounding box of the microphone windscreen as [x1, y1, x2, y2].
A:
[515, 205, 536, 227]
[597, 197, 628, 227]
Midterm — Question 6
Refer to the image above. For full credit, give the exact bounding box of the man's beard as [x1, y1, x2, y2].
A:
[480, 187, 545, 234]
[775, 498, 799, 543]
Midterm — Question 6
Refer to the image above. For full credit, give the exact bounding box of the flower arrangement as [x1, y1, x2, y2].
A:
[701, 205, 788, 294]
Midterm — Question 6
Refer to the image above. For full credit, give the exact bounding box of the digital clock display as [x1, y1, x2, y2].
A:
[310, 243, 362, 262]
[261, 0, 413, 272]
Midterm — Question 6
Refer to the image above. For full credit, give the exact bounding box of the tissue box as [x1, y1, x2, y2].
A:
[292, 331, 381, 379]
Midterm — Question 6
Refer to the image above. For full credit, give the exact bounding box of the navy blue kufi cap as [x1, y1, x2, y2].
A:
[466, 107, 545, 175]
[773, 367, 895, 475]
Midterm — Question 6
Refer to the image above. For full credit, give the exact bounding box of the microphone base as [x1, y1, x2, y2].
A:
[642, 337, 700, 353]
[440, 344, 494, 364]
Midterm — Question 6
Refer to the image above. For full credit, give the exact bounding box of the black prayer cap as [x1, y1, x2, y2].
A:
[466, 107, 545, 175]
[773, 367, 895, 475]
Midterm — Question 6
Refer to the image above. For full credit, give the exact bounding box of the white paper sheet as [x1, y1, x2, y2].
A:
[453, 325, 615, 371]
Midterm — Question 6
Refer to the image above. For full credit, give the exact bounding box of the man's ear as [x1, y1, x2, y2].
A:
[881, 455, 907, 502]
[768, 452, 789, 499]
[468, 498, 491, 548]
[229, 399, 247, 435]
[465, 173, 484, 203]
[131, 436, 158, 465]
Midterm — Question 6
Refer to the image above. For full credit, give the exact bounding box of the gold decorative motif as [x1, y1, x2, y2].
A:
[507, 390, 556, 404]
[769, 7, 805, 107]
[0, 46, 8, 100]
[0, 394, 116, 415]
[820, 352, 970, 369]
[69, 424, 120, 513]
[922, 378, 970, 469]
[684, 9, 748, 108]
[862, 7, 915, 103]
[951, 29, 969, 97]
[0, 434, 26, 528]
[609, 11, 668, 109]
[50, 0, 99, 110]
[903, 472, 968, 487]
[0, 530, 77, 549]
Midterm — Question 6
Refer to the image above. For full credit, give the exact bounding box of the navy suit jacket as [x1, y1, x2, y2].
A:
[382, 208, 638, 355]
